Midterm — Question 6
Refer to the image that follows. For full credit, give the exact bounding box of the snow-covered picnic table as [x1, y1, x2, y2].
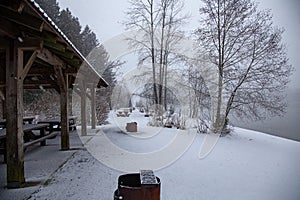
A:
[0, 123, 59, 163]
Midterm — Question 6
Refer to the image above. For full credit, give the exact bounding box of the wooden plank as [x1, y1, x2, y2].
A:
[5, 0, 23, 13]
[17, 38, 43, 50]
[22, 123, 49, 132]
[44, 40, 66, 52]
[60, 75, 69, 150]
[42, 33, 58, 43]
[60, 56, 81, 67]
[5, 41, 25, 188]
[54, 65, 66, 93]
[54, 65, 70, 149]
[50, 48, 75, 59]
[80, 80, 87, 136]
[37, 48, 64, 66]
[23, 131, 58, 149]
[90, 85, 96, 129]
[24, 78, 57, 87]
[0, 5, 44, 32]
[20, 50, 37, 80]
[0, 18, 18, 39]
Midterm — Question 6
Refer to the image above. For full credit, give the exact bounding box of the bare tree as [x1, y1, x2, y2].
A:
[180, 64, 211, 119]
[195, 0, 293, 133]
[124, 0, 188, 110]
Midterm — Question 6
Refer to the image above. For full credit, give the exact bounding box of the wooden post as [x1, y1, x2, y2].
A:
[5, 43, 25, 188]
[90, 85, 96, 129]
[0, 89, 5, 119]
[80, 80, 87, 136]
[54, 65, 69, 150]
[60, 77, 69, 150]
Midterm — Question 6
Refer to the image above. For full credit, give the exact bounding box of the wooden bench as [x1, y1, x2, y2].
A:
[23, 131, 59, 149]
[0, 123, 58, 163]
[38, 116, 77, 132]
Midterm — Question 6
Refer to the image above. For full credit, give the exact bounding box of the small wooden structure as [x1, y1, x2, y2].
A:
[126, 122, 137, 132]
[0, 0, 108, 188]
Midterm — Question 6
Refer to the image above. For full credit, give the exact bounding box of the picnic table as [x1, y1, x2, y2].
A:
[22, 116, 36, 124]
[0, 123, 58, 163]
[0, 116, 36, 129]
[38, 116, 77, 132]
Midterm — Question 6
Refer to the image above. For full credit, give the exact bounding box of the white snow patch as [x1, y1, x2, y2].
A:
[27, 111, 300, 200]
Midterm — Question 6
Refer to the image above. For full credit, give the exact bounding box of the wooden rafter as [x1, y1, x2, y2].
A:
[44, 40, 66, 52]
[0, 18, 19, 39]
[17, 38, 43, 50]
[0, 4, 44, 32]
[37, 48, 64, 66]
[20, 50, 37, 80]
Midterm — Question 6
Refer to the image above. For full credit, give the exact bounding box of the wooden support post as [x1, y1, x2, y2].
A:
[68, 88, 73, 116]
[0, 89, 5, 119]
[5, 43, 25, 188]
[80, 80, 87, 136]
[54, 65, 69, 150]
[1, 99, 4, 119]
[90, 85, 96, 129]
[60, 79, 69, 150]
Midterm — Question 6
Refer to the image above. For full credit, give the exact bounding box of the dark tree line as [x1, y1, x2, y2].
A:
[35, 0, 98, 56]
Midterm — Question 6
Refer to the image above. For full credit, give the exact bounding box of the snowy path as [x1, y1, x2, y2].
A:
[27, 111, 300, 200]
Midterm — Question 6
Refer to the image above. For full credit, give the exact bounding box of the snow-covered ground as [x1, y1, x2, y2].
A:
[27, 110, 300, 200]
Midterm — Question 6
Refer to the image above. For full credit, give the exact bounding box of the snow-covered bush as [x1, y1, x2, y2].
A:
[197, 118, 210, 133]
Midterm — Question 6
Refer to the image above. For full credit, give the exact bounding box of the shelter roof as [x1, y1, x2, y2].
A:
[0, 0, 108, 90]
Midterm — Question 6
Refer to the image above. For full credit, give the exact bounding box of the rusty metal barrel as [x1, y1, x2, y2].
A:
[114, 170, 161, 200]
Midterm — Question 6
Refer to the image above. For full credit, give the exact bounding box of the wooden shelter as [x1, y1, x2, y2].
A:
[0, 0, 108, 188]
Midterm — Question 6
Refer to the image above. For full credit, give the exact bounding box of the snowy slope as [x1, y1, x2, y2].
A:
[28, 111, 300, 200]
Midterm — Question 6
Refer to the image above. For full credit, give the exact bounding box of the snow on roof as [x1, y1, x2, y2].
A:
[26, 0, 108, 87]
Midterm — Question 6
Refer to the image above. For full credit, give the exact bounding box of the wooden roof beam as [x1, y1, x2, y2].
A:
[18, 26, 58, 43]
[1, 0, 23, 12]
[51, 49, 75, 60]
[60, 57, 81, 67]
[24, 78, 57, 86]
[0, 5, 44, 32]
[20, 50, 37, 80]
[0, 37, 11, 49]
[17, 38, 43, 50]
[37, 48, 64, 67]
[44, 40, 66, 52]
[0, 18, 19, 39]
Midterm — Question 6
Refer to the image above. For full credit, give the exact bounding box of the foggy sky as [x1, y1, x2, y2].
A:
[57, 0, 300, 90]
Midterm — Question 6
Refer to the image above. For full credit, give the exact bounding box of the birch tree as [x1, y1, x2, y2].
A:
[195, 0, 293, 133]
[124, 0, 187, 110]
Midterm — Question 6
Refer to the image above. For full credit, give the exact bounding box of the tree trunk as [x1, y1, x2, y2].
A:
[150, 0, 158, 105]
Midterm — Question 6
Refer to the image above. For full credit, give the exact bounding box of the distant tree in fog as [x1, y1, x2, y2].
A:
[195, 0, 293, 133]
